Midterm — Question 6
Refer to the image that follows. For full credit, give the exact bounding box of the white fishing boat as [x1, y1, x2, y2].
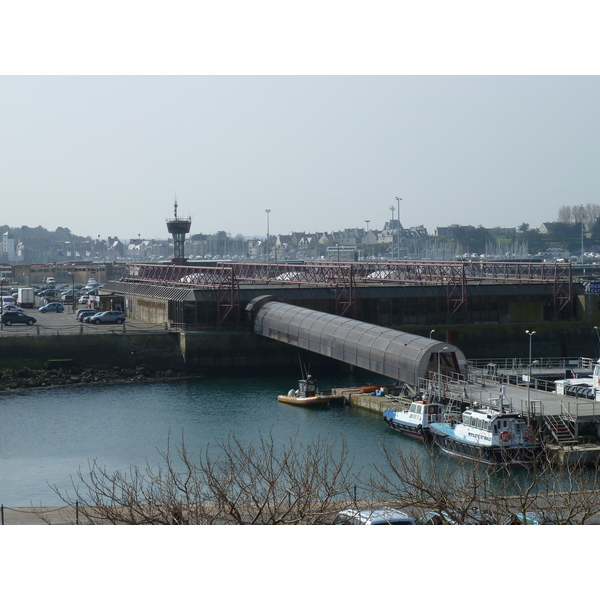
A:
[428, 398, 541, 466]
[554, 359, 600, 401]
[383, 396, 445, 440]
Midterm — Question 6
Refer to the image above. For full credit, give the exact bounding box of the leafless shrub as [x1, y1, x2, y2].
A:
[365, 442, 600, 524]
[41, 430, 363, 525]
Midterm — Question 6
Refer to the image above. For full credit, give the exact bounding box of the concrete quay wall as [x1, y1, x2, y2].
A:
[0, 330, 345, 375]
[0, 332, 187, 372]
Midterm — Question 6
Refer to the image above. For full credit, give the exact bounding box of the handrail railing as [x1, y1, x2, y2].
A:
[466, 356, 594, 372]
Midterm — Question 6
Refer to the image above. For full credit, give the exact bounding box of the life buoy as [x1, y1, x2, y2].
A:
[524, 429, 535, 442]
[499, 430, 511, 443]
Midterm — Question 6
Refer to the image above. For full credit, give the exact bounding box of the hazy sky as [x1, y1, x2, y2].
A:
[1, 5, 598, 242]
[1, 76, 598, 242]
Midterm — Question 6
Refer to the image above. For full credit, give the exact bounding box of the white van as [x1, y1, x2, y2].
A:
[2, 295, 16, 307]
[45, 277, 55, 285]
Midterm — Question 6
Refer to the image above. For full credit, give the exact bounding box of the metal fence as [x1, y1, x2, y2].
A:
[0, 502, 80, 525]
[0, 321, 172, 337]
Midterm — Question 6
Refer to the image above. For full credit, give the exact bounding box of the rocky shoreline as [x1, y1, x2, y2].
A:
[0, 365, 201, 393]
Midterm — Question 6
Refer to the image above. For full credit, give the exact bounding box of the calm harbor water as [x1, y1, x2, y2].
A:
[0, 373, 430, 507]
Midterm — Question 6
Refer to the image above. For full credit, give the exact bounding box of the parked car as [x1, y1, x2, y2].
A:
[38, 302, 65, 313]
[76, 309, 99, 322]
[503, 512, 574, 525]
[333, 507, 415, 525]
[84, 310, 125, 325]
[2, 312, 36, 326]
[415, 509, 496, 525]
[415, 511, 453, 525]
[61, 294, 76, 303]
[2, 305, 25, 313]
[38, 289, 58, 298]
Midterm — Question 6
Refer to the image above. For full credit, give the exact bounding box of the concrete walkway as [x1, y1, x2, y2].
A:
[1, 506, 82, 525]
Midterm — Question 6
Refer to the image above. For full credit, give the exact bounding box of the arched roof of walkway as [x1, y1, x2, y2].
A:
[246, 296, 466, 386]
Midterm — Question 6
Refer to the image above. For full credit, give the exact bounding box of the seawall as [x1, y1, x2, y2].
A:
[0, 330, 345, 376]
[0, 321, 596, 376]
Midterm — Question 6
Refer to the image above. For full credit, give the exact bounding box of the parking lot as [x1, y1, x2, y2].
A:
[0, 298, 164, 337]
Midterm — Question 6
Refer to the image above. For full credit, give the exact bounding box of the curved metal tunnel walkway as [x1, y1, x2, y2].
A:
[246, 296, 466, 386]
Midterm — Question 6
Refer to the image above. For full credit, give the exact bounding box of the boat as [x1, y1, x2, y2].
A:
[554, 359, 600, 401]
[428, 398, 541, 466]
[277, 374, 345, 406]
[383, 397, 445, 440]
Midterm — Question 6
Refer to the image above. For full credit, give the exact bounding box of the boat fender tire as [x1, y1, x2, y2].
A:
[417, 425, 422, 432]
[499, 430, 511, 442]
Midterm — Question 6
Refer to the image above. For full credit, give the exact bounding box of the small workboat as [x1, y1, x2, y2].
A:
[383, 397, 445, 441]
[278, 374, 345, 406]
[428, 398, 541, 466]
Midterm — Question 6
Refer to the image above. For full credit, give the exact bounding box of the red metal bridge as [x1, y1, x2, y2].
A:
[121, 260, 573, 325]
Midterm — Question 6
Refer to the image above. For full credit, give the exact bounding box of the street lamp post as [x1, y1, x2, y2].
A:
[395, 196, 402, 260]
[430, 329, 435, 338]
[0, 277, 5, 330]
[437, 346, 448, 403]
[365, 220, 370, 261]
[526, 330, 536, 412]
[581, 214, 585, 265]
[69, 269, 76, 311]
[389, 205, 395, 259]
[265, 209, 271, 264]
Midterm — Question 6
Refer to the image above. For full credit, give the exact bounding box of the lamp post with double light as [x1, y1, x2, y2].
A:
[526, 330, 536, 412]
[389, 205, 395, 259]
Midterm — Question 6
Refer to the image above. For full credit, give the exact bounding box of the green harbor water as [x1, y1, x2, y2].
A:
[0, 373, 434, 507]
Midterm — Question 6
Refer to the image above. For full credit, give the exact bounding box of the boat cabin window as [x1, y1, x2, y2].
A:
[410, 404, 423, 414]
[469, 417, 491, 431]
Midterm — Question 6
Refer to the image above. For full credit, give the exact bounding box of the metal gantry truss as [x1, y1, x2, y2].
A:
[121, 260, 573, 324]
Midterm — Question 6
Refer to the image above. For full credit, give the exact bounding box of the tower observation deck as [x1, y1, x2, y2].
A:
[166, 201, 192, 264]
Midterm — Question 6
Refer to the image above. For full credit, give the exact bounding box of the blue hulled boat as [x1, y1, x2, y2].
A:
[383, 399, 445, 441]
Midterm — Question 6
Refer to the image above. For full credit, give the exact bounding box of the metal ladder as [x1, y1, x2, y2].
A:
[543, 414, 578, 446]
